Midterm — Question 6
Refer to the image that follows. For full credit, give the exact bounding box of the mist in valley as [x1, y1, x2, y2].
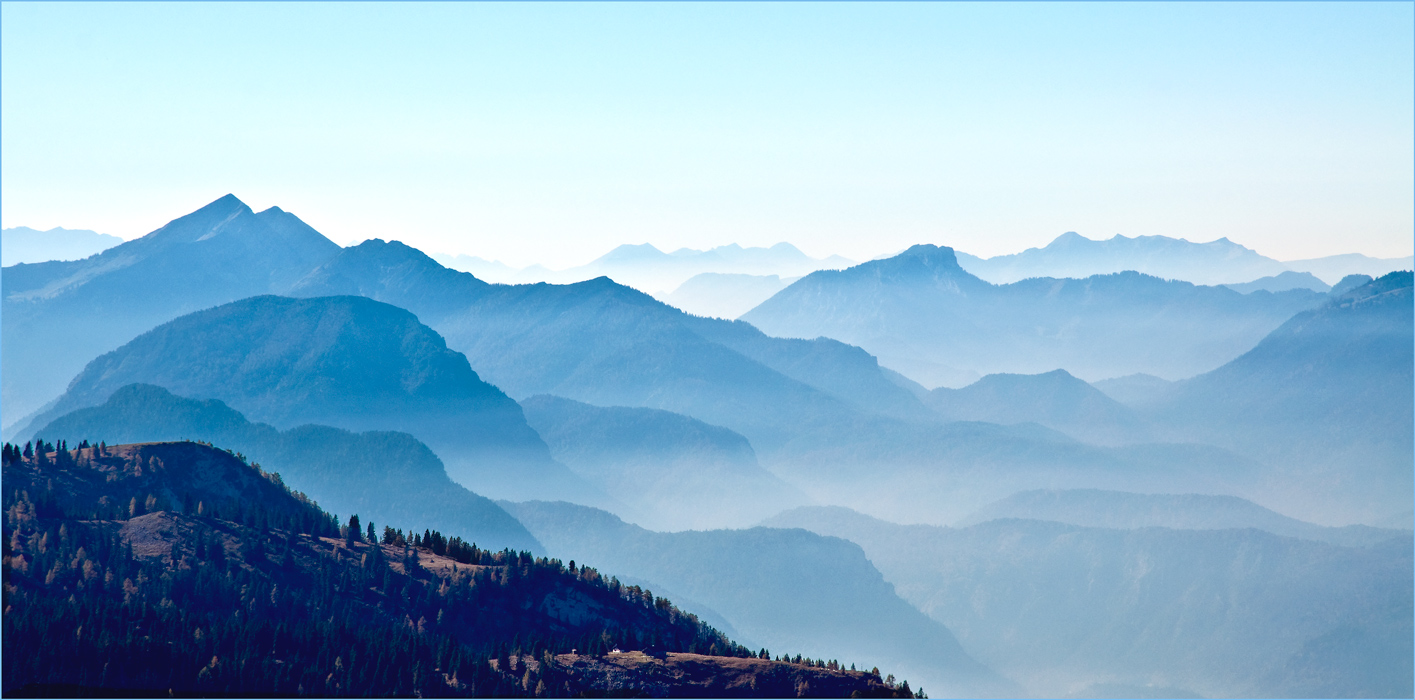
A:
[4, 195, 1410, 697]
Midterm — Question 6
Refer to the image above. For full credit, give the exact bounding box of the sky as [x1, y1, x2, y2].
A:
[2, 2, 1411, 268]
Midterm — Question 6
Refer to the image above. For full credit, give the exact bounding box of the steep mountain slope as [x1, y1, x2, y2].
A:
[741, 244, 1326, 387]
[1090, 373, 1175, 409]
[31, 383, 541, 552]
[955, 231, 1291, 285]
[764, 506, 1413, 699]
[1330, 273, 1375, 296]
[2, 195, 340, 423]
[956, 489, 1408, 548]
[286, 240, 1279, 525]
[659, 272, 792, 320]
[288, 238, 931, 454]
[501, 500, 1013, 698]
[505, 241, 852, 294]
[1285, 252, 1415, 285]
[14, 295, 600, 504]
[520, 395, 807, 530]
[1225, 270, 1330, 294]
[1, 226, 124, 265]
[2, 442, 912, 698]
[1151, 272, 1414, 526]
[925, 370, 1151, 445]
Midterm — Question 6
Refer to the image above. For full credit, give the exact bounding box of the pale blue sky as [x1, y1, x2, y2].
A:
[3, 2, 1411, 267]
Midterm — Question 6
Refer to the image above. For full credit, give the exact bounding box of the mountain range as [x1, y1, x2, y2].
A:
[501, 499, 1014, 698]
[437, 241, 852, 295]
[5, 194, 1410, 696]
[519, 394, 807, 531]
[1224, 270, 1331, 294]
[8, 196, 1360, 527]
[1144, 272, 1415, 526]
[954, 231, 1413, 286]
[284, 237, 930, 455]
[923, 369, 1151, 446]
[286, 237, 1288, 526]
[741, 244, 1329, 388]
[2, 195, 341, 423]
[3, 440, 915, 698]
[659, 272, 795, 320]
[1, 226, 124, 265]
[764, 505, 1412, 699]
[13, 293, 603, 505]
[957, 489, 1407, 548]
[30, 382, 542, 553]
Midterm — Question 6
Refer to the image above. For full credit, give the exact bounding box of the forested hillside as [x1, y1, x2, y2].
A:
[33, 383, 542, 553]
[1, 440, 920, 698]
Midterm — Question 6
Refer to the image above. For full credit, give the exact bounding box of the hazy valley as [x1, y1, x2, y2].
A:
[4, 196, 1410, 698]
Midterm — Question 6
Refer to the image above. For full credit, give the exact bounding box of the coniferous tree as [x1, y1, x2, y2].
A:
[347, 514, 362, 546]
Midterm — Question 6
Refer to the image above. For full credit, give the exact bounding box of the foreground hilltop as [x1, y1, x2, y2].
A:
[1, 441, 918, 698]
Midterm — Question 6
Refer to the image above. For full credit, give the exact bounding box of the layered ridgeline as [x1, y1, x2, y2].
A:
[14, 294, 603, 505]
[740, 244, 1326, 388]
[501, 500, 1013, 699]
[1, 442, 917, 698]
[1, 226, 124, 265]
[3, 198, 1237, 527]
[2, 195, 341, 424]
[443, 241, 852, 294]
[1148, 272, 1415, 527]
[923, 370, 1151, 446]
[286, 238, 1269, 524]
[660, 272, 794, 320]
[31, 383, 539, 552]
[520, 395, 807, 531]
[957, 489, 1409, 549]
[764, 505, 1413, 699]
[954, 231, 1413, 287]
[288, 238, 931, 454]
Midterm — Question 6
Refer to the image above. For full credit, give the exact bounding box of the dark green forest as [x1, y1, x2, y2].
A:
[2, 440, 921, 698]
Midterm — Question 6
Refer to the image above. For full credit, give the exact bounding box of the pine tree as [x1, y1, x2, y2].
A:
[347, 515, 362, 546]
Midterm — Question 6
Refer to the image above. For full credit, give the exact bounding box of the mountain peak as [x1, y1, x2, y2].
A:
[1050, 231, 1090, 247]
[202, 193, 249, 214]
[899, 243, 962, 267]
[598, 243, 668, 264]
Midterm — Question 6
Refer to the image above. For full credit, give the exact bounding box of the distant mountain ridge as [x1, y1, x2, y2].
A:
[957, 489, 1407, 548]
[660, 272, 793, 320]
[285, 238, 1279, 527]
[1146, 272, 1415, 526]
[31, 382, 543, 552]
[954, 231, 1412, 286]
[440, 241, 852, 294]
[13, 294, 603, 505]
[955, 232, 1291, 285]
[519, 394, 807, 531]
[501, 499, 1014, 698]
[2, 195, 342, 423]
[763, 505, 1413, 699]
[924, 370, 1151, 446]
[2, 226, 124, 265]
[1225, 270, 1330, 294]
[288, 238, 932, 457]
[741, 243, 1325, 387]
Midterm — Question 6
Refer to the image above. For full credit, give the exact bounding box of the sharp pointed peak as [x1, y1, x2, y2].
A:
[205, 193, 249, 210]
[1048, 231, 1093, 246]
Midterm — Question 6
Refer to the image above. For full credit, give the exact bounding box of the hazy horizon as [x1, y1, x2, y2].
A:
[4, 2, 1411, 268]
